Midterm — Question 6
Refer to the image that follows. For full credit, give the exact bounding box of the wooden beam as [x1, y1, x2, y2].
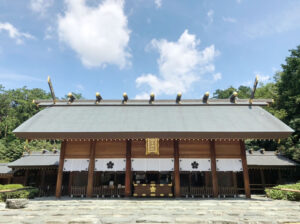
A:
[174, 139, 180, 197]
[40, 169, 46, 189]
[125, 139, 132, 197]
[24, 169, 29, 186]
[205, 171, 210, 187]
[87, 140, 96, 197]
[55, 141, 66, 198]
[209, 140, 218, 197]
[240, 140, 251, 198]
[47, 76, 56, 104]
[232, 172, 237, 193]
[278, 169, 282, 184]
[260, 168, 266, 189]
[68, 172, 73, 196]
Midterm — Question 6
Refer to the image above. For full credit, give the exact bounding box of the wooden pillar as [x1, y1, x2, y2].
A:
[188, 172, 192, 193]
[205, 172, 210, 187]
[68, 172, 73, 195]
[40, 169, 46, 189]
[260, 168, 266, 189]
[24, 169, 29, 186]
[278, 169, 282, 184]
[87, 140, 96, 197]
[125, 139, 132, 197]
[174, 139, 180, 197]
[240, 140, 251, 198]
[55, 141, 66, 198]
[232, 172, 237, 191]
[209, 140, 218, 197]
[7, 177, 12, 184]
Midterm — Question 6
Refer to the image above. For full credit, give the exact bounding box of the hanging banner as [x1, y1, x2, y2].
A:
[145, 138, 159, 155]
[131, 158, 173, 171]
[216, 159, 243, 172]
[94, 158, 126, 171]
[179, 158, 211, 171]
[63, 159, 89, 172]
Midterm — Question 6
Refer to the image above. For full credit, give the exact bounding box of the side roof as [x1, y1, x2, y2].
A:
[8, 151, 59, 168]
[0, 163, 13, 175]
[247, 151, 299, 167]
[13, 102, 293, 140]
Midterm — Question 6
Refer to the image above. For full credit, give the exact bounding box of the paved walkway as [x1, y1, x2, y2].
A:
[0, 196, 299, 224]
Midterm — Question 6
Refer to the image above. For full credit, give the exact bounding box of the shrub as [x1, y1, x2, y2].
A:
[0, 184, 24, 191]
[265, 182, 300, 201]
[0, 185, 39, 202]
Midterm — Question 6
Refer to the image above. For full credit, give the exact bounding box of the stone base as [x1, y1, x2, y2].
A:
[6, 199, 29, 209]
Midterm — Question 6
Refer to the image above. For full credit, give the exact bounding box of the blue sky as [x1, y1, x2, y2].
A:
[0, 0, 299, 99]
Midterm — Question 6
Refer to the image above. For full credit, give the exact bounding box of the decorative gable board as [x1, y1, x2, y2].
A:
[63, 159, 89, 172]
[131, 158, 173, 171]
[179, 158, 211, 171]
[216, 159, 243, 172]
[94, 158, 126, 171]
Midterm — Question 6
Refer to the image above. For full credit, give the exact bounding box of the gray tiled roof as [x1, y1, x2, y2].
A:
[247, 151, 298, 167]
[0, 163, 13, 175]
[8, 151, 59, 168]
[13, 105, 293, 139]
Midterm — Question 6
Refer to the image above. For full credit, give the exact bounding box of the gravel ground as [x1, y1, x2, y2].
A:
[0, 195, 299, 224]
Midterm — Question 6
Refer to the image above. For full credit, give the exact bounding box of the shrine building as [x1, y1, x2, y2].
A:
[11, 78, 294, 199]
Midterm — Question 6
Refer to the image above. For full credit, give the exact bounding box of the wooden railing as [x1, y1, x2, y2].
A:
[219, 187, 237, 197]
[38, 185, 55, 197]
[180, 187, 213, 197]
[92, 186, 125, 197]
[71, 186, 86, 197]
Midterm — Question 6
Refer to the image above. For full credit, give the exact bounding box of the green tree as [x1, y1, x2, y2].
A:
[213, 86, 251, 99]
[275, 46, 300, 162]
[0, 85, 60, 162]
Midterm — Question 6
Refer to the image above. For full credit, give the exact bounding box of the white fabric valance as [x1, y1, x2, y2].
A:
[63, 159, 90, 172]
[131, 158, 174, 171]
[179, 158, 211, 171]
[216, 159, 243, 172]
[94, 158, 126, 171]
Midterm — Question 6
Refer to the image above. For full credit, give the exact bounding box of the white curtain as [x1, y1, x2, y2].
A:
[131, 158, 174, 171]
[179, 158, 211, 171]
[94, 158, 126, 171]
[63, 159, 90, 172]
[216, 159, 243, 172]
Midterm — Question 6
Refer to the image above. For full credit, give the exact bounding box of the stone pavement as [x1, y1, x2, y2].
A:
[0, 195, 299, 224]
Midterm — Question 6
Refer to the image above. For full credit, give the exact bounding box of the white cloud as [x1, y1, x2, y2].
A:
[29, 0, 54, 16]
[154, 0, 162, 8]
[255, 72, 271, 83]
[75, 84, 85, 91]
[0, 73, 43, 82]
[58, 0, 131, 68]
[0, 22, 35, 44]
[246, 3, 300, 38]
[207, 10, 214, 24]
[236, 0, 242, 3]
[243, 72, 271, 86]
[222, 17, 237, 23]
[44, 26, 54, 40]
[135, 30, 220, 98]
[213, 73, 222, 81]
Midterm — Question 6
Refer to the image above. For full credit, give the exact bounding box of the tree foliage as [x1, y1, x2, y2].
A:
[213, 46, 300, 162]
[0, 86, 59, 162]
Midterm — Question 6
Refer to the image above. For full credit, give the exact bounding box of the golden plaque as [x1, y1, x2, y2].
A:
[146, 138, 159, 155]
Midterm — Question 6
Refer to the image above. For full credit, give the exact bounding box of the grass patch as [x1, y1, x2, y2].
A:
[0, 184, 39, 202]
[265, 182, 300, 201]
